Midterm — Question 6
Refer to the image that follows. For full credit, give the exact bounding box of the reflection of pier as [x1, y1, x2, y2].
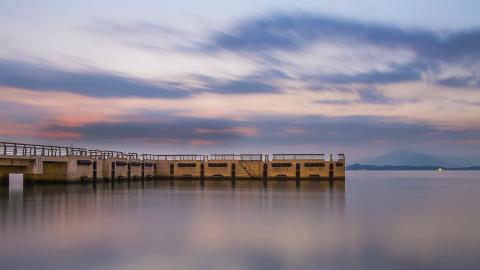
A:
[1, 142, 345, 183]
[0, 179, 346, 235]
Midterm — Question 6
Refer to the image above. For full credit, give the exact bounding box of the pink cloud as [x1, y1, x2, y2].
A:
[189, 139, 218, 145]
[194, 127, 258, 136]
[282, 127, 306, 134]
[118, 137, 183, 144]
[38, 131, 84, 139]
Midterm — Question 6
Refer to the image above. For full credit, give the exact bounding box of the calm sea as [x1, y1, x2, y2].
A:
[1, 171, 479, 270]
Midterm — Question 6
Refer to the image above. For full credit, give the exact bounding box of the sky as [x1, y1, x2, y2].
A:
[0, 0, 479, 161]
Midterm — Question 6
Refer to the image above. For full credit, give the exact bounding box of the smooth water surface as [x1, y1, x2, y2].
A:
[1, 171, 479, 270]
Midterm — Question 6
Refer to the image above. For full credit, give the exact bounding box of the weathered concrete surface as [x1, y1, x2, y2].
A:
[1, 155, 345, 183]
[201, 161, 263, 179]
[267, 160, 345, 179]
[155, 161, 171, 178]
[142, 162, 156, 179]
[172, 161, 203, 178]
[0, 155, 101, 183]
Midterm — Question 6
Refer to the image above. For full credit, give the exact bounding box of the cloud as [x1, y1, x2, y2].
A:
[0, 60, 189, 98]
[199, 78, 278, 94]
[90, 20, 177, 37]
[3, 79, 479, 131]
[310, 64, 423, 85]
[43, 117, 251, 145]
[357, 88, 395, 104]
[189, 139, 219, 146]
[315, 88, 394, 105]
[205, 12, 480, 61]
[0, 59, 281, 97]
[86, 19, 196, 53]
[213, 80, 277, 94]
[41, 115, 480, 151]
[201, 12, 480, 89]
[437, 76, 479, 88]
[314, 99, 352, 105]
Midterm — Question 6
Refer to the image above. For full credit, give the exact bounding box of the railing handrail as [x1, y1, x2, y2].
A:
[272, 154, 326, 160]
[0, 142, 345, 161]
[0, 141, 88, 157]
[153, 155, 206, 161]
[209, 154, 263, 161]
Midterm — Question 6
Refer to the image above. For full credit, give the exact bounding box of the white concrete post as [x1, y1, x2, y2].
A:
[9, 173, 24, 191]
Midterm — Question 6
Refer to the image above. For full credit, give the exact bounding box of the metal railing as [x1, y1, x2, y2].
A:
[142, 154, 155, 160]
[127, 153, 139, 160]
[0, 142, 87, 157]
[153, 155, 206, 161]
[0, 141, 345, 162]
[88, 150, 127, 159]
[272, 154, 326, 160]
[209, 154, 264, 161]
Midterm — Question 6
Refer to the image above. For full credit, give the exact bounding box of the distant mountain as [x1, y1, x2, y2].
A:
[365, 150, 451, 166]
[348, 164, 480, 171]
[352, 150, 480, 168]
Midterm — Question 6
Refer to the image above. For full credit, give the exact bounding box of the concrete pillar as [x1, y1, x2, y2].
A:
[9, 173, 23, 206]
[32, 158, 43, 174]
[9, 173, 23, 191]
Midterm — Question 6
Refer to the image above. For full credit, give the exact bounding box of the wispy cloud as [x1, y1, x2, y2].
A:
[36, 115, 480, 155]
[205, 12, 480, 61]
[0, 60, 189, 98]
[202, 12, 479, 88]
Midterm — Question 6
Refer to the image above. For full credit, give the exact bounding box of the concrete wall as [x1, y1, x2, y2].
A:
[235, 161, 263, 178]
[143, 162, 155, 178]
[172, 161, 203, 178]
[268, 159, 343, 179]
[205, 161, 231, 177]
[268, 160, 296, 178]
[1, 155, 106, 182]
[299, 160, 328, 178]
[1, 155, 345, 183]
[154, 161, 171, 178]
[76, 160, 92, 179]
[74, 158, 103, 181]
[329, 160, 345, 179]
[203, 160, 264, 179]
[128, 161, 142, 179]
[102, 158, 128, 181]
[0, 157, 34, 181]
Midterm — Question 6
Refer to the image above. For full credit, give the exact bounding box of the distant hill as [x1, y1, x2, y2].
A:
[348, 150, 480, 170]
[365, 150, 450, 166]
[348, 164, 480, 171]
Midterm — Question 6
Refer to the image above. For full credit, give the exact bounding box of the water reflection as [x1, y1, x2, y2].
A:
[1, 173, 479, 270]
[0, 180, 345, 232]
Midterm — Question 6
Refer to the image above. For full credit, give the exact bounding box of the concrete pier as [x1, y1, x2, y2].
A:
[0, 142, 345, 184]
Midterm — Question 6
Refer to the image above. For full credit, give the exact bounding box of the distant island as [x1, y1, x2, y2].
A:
[348, 150, 480, 170]
[347, 164, 480, 171]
